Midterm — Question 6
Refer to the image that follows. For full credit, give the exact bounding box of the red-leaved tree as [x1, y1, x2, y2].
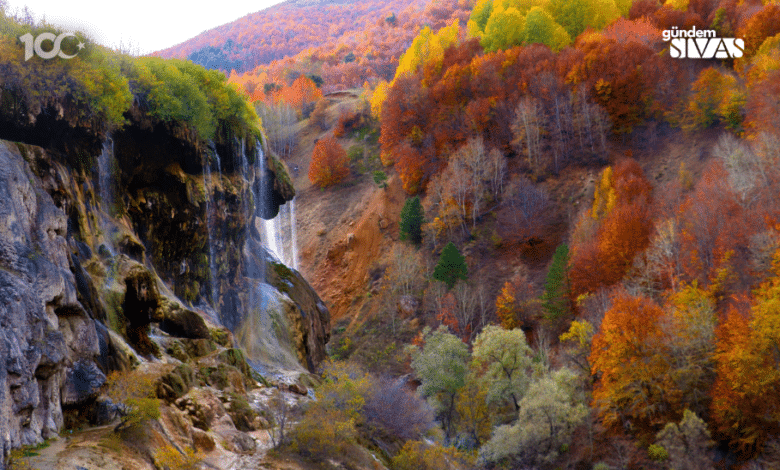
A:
[309, 136, 349, 188]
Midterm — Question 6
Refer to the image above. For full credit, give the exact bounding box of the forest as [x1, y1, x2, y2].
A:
[229, 0, 780, 467]
[4, 0, 780, 467]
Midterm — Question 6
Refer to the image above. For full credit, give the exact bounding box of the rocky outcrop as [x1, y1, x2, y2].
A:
[0, 129, 327, 467]
[0, 141, 100, 462]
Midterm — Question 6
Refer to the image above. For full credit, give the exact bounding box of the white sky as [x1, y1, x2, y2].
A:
[4, 1, 285, 55]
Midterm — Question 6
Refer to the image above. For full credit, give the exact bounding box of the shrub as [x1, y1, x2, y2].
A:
[154, 444, 201, 470]
[287, 362, 371, 459]
[363, 377, 434, 441]
[105, 370, 161, 435]
[392, 440, 474, 470]
[334, 109, 362, 137]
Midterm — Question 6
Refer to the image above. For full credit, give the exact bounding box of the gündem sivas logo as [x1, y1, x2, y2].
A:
[662, 26, 744, 59]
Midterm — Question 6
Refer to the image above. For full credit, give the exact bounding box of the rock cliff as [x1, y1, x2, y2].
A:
[0, 116, 328, 466]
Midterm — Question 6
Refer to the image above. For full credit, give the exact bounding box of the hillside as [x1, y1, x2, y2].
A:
[157, 0, 472, 91]
[156, 0, 469, 72]
[4, 0, 780, 468]
[265, 0, 780, 466]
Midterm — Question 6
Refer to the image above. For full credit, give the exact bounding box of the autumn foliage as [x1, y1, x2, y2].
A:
[308, 136, 349, 188]
[590, 293, 672, 437]
[273, 75, 322, 110]
[570, 159, 653, 296]
[712, 254, 780, 454]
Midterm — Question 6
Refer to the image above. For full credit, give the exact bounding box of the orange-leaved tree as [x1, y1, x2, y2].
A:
[590, 293, 674, 438]
[570, 159, 653, 296]
[274, 75, 322, 111]
[495, 281, 518, 330]
[712, 250, 780, 456]
[309, 136, 349, 188]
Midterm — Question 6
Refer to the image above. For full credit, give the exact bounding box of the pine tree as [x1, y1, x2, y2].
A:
[542, 244, 570, 320]
[433, 242, 468, 289]
[400, 196, 424, 245]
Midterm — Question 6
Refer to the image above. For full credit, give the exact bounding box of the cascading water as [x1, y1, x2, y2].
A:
[233, 138, 303, 375]
[203, 148, 219, 307]
[97, 136, 114, 211]
[258, 144, 299, 270]
[96, 136, 117, 255]
[263, 197, 299, 270]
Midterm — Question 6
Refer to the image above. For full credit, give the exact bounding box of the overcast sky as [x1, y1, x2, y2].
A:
[4, 1, 284, 55]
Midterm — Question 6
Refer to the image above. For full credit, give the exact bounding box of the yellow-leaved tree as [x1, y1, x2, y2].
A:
[712, 249, 780, 455]
[394, 20, 461, 83]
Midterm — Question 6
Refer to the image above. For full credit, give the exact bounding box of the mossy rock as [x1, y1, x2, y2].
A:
[166, 340, 190, 362]
[216, 348, 254, 381]
[157, 364, 195, 402]
[182, 338, 216, 358]
[158, 298, 210, 339]
[226, 392, 258, 432]
[198, 364, 245, 392]
[210, 327, 232, 347]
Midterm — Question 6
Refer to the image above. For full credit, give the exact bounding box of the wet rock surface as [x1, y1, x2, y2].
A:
[0, 131, 326, 469]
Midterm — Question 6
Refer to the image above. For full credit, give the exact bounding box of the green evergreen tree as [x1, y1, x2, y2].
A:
[542, 244, 570, 320]
[433, 242, 468, 289]
[400, 196, 424, 244]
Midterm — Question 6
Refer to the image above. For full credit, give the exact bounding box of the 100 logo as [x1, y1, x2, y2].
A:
[19, 32, 84, 61]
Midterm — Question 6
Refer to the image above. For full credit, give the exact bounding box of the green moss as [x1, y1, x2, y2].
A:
[210, 327, 231, 347]
[14, 142, 29, 163]
[273, 262, 295, 281]
[226, 392, 257, 432]
[104, 290, 126, 335]
[217, 348, 254, 381]
[166, 340, 189, 362]
[269, 151, 294, 197]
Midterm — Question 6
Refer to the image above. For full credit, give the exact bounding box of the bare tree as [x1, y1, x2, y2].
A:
[573, 87, 610, 157]
[497, 177, 552, 244]
[382, 245, 425, 331]
[485, 147, 507, 202]
[256, 102, 297, 159]
[512, 96, 545, 172]
[363, 377, 434, 441]
[267, 393, 296, 448]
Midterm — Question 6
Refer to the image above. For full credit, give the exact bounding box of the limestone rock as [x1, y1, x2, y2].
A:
[0, 142, 102, 461]
[61, 360, 105, 406]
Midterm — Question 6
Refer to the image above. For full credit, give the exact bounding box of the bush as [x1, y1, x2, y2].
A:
[309, 99, 328, 130]
[334, 108, 362, 137]
[287, 362, 371, 459]
[363, 377, 434, 441]
[154, 444, 201, 470]
[648, 444, 669, 461]
[392, 440, 474, 470]
[105, 370, 161, 435]
[373, 170, 388, 188]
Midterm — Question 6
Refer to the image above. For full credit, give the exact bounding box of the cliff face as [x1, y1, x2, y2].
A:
[0, 113, 327, 464]
[0, 141, 91, 459]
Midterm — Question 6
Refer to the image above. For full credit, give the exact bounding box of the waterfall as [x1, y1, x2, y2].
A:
[261, 198, 299, 270]
[203, 149, 219, 307]
[258, 144, 299, 270]
[289, 198, 299, 270]
[229, 138, 304, 375]
[97, 136, 114, 211]
[96, 136, 117, 255]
